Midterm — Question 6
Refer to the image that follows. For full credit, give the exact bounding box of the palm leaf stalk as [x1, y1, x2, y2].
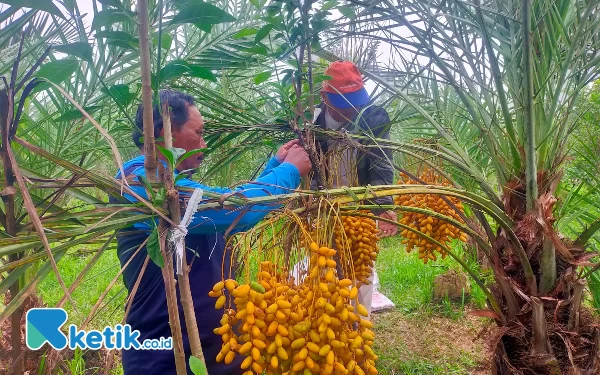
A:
[138, 0, 158, 182]
[0, 62, 22, 375]
[161, 101, 208, 369]
[522, 0, 537, 213]
[200, 183, 517, 318]
[136, 1, 187, 373]
[291, 0, 325, 190]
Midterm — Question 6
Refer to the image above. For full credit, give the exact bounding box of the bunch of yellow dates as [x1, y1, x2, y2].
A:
[334, 213, 379, 286]
[210, 242, 378, 375]
[395, 169, 467, 263]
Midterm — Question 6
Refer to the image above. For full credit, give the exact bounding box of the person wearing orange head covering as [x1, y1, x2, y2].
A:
[314, 61, 397, 317]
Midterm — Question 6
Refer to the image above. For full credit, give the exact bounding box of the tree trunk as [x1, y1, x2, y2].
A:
[493, 341, 510, 375]
[531, 297, 552, 356]
[593, 328, 600, 373]
[567, 280, 585, 332]
[531, 297, 562, 374]
[539, 236, 556, 295]
[8, 273, 23, 375]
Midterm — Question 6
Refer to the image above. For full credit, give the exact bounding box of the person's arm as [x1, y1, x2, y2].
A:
[177, 161, 300, 234]
[257, 156, 281, 178]
[122, 143, 309, 234]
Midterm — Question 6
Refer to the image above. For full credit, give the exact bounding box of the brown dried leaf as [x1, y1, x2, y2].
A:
[468, 309, 503, 321]
[0, 186, 16, 196]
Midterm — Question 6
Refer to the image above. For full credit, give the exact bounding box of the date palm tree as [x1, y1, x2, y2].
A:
[332, 0, 600, 372]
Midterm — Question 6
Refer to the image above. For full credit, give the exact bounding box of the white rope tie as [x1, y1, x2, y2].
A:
[170, 188, 204, 275]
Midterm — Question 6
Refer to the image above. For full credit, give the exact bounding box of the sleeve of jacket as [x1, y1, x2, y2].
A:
[176, 162, 301, 235]
[361, 106, 395, 209]
[257, 156, 281, 178]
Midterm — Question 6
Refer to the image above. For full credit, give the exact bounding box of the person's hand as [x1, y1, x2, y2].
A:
[378, 210, 398, 238]
[275, 139, 300, 162]
[283, 145, 312, 177]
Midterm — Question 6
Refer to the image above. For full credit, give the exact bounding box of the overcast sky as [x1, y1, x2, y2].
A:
[77, 0, 95, 29]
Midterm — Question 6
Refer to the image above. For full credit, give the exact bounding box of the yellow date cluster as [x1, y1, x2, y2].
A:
[395, 170, 467, 263]
[210, 242, 378, 375]
[334, 213, 380, 286]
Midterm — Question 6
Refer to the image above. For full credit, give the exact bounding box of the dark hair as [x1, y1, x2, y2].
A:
[133, 89, 196, 147]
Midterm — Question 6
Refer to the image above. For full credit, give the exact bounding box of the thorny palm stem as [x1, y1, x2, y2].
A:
[138, 1, 186, 373]
[138, 0, 157, 182]
[161, 102, 208, 368]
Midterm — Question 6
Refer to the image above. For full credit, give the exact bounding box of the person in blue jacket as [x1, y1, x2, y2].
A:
[113, 90, 311, 375]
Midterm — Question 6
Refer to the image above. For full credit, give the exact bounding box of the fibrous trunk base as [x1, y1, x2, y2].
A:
[492, 294, 597, 374]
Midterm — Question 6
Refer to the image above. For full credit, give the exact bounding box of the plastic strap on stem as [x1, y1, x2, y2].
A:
[170, 188, 203, 275]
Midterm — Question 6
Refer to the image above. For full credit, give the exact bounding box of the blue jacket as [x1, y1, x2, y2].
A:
[116, 155, 300, 234]
[113, 155, 300, 375]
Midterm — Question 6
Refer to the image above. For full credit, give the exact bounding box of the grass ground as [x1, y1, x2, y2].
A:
[38, 249, 127, 330]
[32, 236, 492, 374]
[372, 237, 491, 374]
[373, 310, 488, 375]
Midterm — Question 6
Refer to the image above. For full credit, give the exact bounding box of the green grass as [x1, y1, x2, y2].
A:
[372, 237, 490, 374]
[38, 249, 126, 330]
[26, 249, 127, 373]
[372, 308, 487, 375]
[393, 359, 480, 375]
[376, 236, 489, 316]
